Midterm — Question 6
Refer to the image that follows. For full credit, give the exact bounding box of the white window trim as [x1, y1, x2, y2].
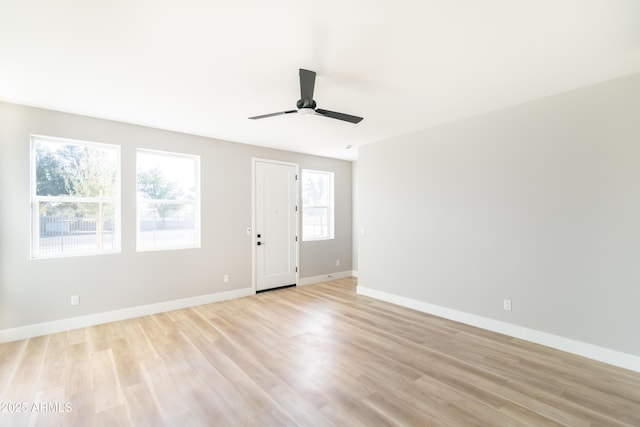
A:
[136, 148, 201, 252]
[302, 169, 335, 241]
[30, 135, 121, 259]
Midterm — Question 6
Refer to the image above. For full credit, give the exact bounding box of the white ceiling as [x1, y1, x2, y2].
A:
[1, 1, 639, 160]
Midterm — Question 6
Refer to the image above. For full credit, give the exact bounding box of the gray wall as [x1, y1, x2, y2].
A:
[0, 102, 352, 331]
[352, 161, 359, 274]
[358, 73, 640, 356]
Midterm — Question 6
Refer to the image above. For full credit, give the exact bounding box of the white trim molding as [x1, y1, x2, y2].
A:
[298, 270, 354, 286]
[357, 285, 640, 373]
[0, 287, 254, 344]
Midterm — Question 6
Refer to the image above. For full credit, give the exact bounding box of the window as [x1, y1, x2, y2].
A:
[31, 135, 120, 258]
[301, 169, 334, 241]
[136, 149, 200, 251]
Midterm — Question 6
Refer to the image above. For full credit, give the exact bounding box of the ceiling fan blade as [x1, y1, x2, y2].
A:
[299, 69, 316, 103]
[315, 108, 363, 124]
[249, 110, 297, 120]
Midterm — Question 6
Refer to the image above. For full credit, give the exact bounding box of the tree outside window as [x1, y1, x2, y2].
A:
[31, 136, 120, 258]
[136, 149, 200, 250]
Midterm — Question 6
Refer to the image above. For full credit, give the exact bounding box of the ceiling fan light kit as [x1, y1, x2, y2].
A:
[298, 107, 316, 116]
[249, 69, 363, 124]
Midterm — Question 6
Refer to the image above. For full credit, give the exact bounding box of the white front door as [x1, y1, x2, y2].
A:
[254, 159, 298, 291]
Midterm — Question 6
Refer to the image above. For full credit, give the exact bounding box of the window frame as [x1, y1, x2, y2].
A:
[30, 135, 121, 259]
[136, 148, 201, 252]
[301, 169, 335, 241]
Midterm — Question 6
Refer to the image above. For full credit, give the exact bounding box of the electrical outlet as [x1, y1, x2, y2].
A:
[224, 274, 230, 283]
[336, 260, 340, 266]
[71, 295, 80, 306]
[503, 299, 512, 311]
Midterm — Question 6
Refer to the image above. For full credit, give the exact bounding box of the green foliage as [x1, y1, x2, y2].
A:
[36, 143, 117, 198]
[137, 167, 185, 220]
[35, 142, 118, 219]
[35, 145, 69, 196]
[61, 145, 117, 198]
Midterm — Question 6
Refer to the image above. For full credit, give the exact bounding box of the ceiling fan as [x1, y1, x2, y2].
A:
[249, 69, 363, 124]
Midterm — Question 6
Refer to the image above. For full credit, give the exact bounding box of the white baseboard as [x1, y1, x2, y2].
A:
[352, 270, 359, 278]
[298, 270, 354, 286]
[0, 287, 254, 344]
[357, 285, 640, 373]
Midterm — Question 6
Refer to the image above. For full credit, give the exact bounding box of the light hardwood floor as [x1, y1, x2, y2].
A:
[1, 278, 639, 426]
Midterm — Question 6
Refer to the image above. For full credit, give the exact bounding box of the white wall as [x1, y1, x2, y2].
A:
[0, 102, 352, 335]
[358, 73, 640, 358]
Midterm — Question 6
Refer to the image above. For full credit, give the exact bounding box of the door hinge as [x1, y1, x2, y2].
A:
[295, 174, 298, 180]
[296, 267, 298, 272]
[296, 236, 298, 242]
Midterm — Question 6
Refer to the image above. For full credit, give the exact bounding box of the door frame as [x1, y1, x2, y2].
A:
[251, 157, 300, 293]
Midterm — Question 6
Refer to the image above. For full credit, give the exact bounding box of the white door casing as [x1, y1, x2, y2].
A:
[253, 159, 298, 291]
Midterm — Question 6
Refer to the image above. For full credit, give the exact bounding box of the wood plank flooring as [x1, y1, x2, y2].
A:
[1, 277, 639, 426]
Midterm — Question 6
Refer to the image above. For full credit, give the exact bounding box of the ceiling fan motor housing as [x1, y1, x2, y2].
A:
[297, 98, 316, 109]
